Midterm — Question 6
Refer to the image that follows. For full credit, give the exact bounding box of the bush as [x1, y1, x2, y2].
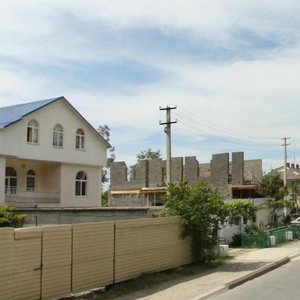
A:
[0, 206, 26, 227]
[230, 234, 242, 247]
[162, 181, 226, 264]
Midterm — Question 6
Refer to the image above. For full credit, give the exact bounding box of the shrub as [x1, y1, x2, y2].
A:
[0, 206, 26, 228]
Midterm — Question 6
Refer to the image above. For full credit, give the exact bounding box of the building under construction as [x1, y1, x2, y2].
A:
[109, 152, 263, 207]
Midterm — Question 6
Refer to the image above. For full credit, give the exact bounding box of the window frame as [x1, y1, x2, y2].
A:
[27, 119, 39, 144]
[76, 128, 85, 150]
[53, 124, 64, 148]
[75, 171, 87, 197]
[26, 169, 36, 192]
[5, 167, 17, 194]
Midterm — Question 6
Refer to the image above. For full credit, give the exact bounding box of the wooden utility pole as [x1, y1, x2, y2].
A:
[159, 106, 177, 185]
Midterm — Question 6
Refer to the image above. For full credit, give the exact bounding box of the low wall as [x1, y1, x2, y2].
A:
[15, 207, 155, 227]
[0, 217, 191, 300]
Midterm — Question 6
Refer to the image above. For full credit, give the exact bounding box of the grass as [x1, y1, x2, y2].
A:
[95, 257, 231, 299]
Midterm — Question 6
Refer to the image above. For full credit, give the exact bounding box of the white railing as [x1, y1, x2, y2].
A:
[5, 188, 60, 206]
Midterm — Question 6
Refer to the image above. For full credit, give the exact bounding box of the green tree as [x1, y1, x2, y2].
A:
[97, 125, 116, 184]
[225, 200, 257, 223]
[129, 148, 163, 180]
[136, 148, 162, 160]
[162, 181, 226, 264]
[257, 172, 285, 200]
[0, 206, 26, 228]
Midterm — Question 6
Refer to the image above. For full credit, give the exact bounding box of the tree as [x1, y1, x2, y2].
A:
[225, 200, 257, 223]
[129, 148, 163, 180]
[136, 148, 162, 160]
[162, 181, 226, 264]
[97, 125, 116, 184]
[257, 172, 285, 200]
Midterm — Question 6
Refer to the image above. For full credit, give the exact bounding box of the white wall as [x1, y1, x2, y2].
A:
[0, 99, 107, 167]
[0, 156, 5, 204]
[60, 164, 101, 207]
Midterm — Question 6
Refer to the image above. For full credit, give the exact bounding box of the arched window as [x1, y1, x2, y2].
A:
[53, 124, 63, 147]
[26, 170, 35, 191]
[76, 128, 85, 150]
[75, 171, 87, 196]
[27, 119, 39, 144]
[5, 167, 17, 194]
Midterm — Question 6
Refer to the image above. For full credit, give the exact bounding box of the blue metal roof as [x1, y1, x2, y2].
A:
[0, 97, 63, 128]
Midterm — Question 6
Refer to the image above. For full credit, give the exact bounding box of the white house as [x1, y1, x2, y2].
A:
[0, 96, 110, 208]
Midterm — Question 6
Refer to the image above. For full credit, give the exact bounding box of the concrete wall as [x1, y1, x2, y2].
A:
[0, 217, 191, 300]
[16, 207, 153, 226]
[232, 152, 244, 185]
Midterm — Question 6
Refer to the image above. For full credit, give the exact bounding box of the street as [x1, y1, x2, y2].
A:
[211, 256, 300, 300]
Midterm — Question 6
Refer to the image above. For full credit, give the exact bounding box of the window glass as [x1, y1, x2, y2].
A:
[26, 169, 35, 191]
[53, 124, 63, 147]
[5, 167, 17, 194]
[75, 171, 87, 196]
[27, 120, 39, 144]
[76, 129, 85, 149]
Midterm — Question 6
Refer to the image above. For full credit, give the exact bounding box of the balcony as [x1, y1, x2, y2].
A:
[5, 188, 60, 207]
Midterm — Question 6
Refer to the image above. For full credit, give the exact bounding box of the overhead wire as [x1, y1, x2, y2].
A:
[173, 106, 280, 149]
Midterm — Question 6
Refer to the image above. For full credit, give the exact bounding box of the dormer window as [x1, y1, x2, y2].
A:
[27, 119, 39, 144]
[53, 124, 63, 147]
[76, 128, 85, 150]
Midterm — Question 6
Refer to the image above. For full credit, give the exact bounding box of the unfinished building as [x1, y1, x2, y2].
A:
[109, 152, 262, 207]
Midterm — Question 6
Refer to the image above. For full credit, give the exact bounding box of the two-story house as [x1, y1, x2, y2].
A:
[0, 96, 110, 208]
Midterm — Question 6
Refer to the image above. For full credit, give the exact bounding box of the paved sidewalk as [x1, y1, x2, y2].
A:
[114, 240, 300, 300]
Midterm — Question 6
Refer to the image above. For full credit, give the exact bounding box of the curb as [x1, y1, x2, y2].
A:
[194, 256, 294, 300]
[226, 257, 290, 289]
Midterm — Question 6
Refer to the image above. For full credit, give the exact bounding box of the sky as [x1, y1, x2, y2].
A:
[1, 0, 300, 173]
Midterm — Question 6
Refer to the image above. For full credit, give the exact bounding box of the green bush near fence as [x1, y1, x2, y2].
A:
[0, 205, 26, 228]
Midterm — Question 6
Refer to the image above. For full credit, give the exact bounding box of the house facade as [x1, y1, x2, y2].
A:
[0, 96, 110, 208]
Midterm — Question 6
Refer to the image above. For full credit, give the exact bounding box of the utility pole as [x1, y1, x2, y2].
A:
[159, 106, 177, 185]
[281, 137, 291, 188]
[281, 137, 291, 217]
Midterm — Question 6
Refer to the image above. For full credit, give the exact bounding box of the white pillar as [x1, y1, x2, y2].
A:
[0, 157, 5, 205]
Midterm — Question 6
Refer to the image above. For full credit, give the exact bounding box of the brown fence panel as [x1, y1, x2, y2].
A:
[41, 225, 72, 300]
[72, 222, 114, 293]
[115, 217, 192, 283]
[0, 228, 42, 300]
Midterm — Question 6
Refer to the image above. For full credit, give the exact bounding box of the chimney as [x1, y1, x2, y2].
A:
[292, 163, 295, 169]
[297, 164, 299, 169]
[286, 163, 290, 168]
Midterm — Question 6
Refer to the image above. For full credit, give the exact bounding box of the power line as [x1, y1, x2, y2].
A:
[176, 105, 280, 141]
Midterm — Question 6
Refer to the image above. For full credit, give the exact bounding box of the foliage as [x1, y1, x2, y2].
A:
[97, 125, 116, 184]
[162, 181, 226, 264]
[0, 206, 26, 228]
[129, 148, 162, 180]
[136, 148, 162, 161]
[230, 234, 242, 247]
[257, 172, 285, 200]
[101, 191, 109, 207]
[225, 200, 257, 223]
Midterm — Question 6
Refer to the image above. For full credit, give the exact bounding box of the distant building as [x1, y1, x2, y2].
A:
[0, 96, 110, 208]
[109, 152, 263, 207]
[273, 163, 300, 190]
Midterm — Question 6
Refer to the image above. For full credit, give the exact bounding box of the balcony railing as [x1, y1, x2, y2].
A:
[5, 188, 60, 207]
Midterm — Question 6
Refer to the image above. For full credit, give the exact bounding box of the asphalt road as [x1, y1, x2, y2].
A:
[211, 256, 300, 300]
